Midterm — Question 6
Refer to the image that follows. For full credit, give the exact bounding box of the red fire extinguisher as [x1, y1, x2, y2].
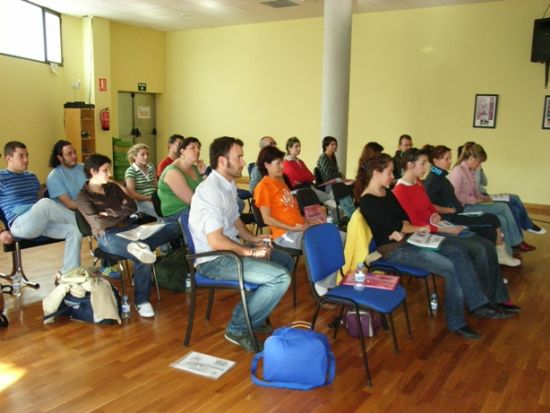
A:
[100, 108, 110, 131]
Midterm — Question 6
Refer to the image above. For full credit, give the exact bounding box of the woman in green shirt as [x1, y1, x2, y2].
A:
[158, 137, 206, 222]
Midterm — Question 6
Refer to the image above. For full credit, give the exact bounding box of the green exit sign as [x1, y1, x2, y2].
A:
[138, 82, 147, 92]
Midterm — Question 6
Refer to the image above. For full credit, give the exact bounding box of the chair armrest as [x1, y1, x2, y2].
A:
[186, 250, 246, 290]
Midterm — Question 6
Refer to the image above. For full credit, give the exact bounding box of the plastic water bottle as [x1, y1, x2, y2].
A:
[12, 273, 22, 296]
[326, 215, 334, 224]
[430, 293, 439, 312]
[354, 263, 366, 291]
[121, 295, 131, 319]
[185, 273, 192, 293]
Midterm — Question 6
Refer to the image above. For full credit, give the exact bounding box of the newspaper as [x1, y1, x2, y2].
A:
[406, 232, 444, 249]
[429, 216, 459, 228]
[170, 351, 235, 380]
[115, 223, 165, 241]
[458, 211, 483, 217]
[491, 193, 510, 202]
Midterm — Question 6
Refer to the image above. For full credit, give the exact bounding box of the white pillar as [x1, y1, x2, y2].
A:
[320, 0, 352, 175]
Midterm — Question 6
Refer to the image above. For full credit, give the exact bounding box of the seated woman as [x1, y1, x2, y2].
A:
[316, 136, 350, 185]
[393, 148, 519, 306]
[355, 153, 515, 340]
[423, 145, 519, 266]
[449, 143, 531, 255]
[124, 143, 157, 218]
[157, 137, 206, 222]
[283, 136, 331, 203]
[473, 144, 545, 236]
[254, 146, 344, 293]
[77, 154, 181, 318]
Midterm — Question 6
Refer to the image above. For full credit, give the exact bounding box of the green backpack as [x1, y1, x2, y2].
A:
[154, 247, 190, 292]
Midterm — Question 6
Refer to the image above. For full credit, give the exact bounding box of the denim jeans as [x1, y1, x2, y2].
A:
[197, 249, 292, 335]
[496, 194, 534, 231]
[98, 221, 181, 304]
[386, 242, 489, 330]
[440, 234, 509, 304]
[10, 199, 82, 273]
[464, 203, 522, 254]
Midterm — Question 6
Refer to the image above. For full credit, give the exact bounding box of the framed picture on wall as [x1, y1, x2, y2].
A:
[542, 96, 550, 129]
[473, 94, 498, 128]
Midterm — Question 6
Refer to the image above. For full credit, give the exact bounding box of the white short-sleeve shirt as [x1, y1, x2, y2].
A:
[188, 170, 240, 265]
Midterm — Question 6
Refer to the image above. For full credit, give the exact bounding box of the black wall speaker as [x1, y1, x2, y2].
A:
[532, 18, 550, 62]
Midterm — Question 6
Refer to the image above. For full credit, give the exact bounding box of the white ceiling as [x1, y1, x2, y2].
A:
[31, 0, 505, 32]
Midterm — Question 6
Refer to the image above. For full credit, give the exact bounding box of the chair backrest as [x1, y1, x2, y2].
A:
[75, 210, 93, 237]
[248, 162, 255, 177]
[151, 191, 163, 218]
[313, 167, 324, 185]
[295, 187, 321, 215]
[303, 223, 344, 283]
[251, 202, 267, 229]
[177, 212, 195, 254]
[0, 206, 10, 230]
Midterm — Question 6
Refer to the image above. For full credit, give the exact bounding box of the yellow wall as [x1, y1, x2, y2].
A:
[162, 0, 550, 204]
[110, 23, 165, 157]
[162, 17, 324, 166]
[0, 15, 85, 182]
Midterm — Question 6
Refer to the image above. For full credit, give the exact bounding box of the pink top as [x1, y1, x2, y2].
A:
[448, 161, 478, 206]
[283, 158, 315, 188]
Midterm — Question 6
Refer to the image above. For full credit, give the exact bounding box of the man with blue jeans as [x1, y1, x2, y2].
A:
[76, 154, 181, 318]
[0, 141, 81, 275]
[189, 136, 292, 352]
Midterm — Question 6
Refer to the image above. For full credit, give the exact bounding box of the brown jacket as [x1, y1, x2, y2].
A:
[76, 182, 137, 237]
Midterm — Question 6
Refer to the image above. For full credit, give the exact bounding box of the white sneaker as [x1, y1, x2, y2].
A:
[496, 245, 521, 267]
[127, 242, 156, 264]
[136, 302, 155, 318]
[527, 225, 546, 235]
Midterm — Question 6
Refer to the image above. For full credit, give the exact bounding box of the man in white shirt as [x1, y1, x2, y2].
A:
[189, 136, 292, 352]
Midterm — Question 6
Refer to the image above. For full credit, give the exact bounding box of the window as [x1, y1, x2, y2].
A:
[0, 0, 62, 64]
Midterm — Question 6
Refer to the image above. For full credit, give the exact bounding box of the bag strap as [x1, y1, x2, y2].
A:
[251, 351, 336, 390]
[43, 305, 72, 322]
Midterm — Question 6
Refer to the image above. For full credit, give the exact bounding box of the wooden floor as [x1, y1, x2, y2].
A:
[1, 216, 550, 413]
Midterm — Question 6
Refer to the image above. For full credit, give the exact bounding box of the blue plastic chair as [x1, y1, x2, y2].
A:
[367, 238, 439, 316]
[178, 213, 261, 352]
[0, 206, 64, 290]
[303, 223, 412, 386]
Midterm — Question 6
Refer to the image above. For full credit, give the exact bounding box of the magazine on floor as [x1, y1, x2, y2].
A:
[115, 223, 165, 241]
[170, 351, 236, 380]
[406, 232, 445, 249]
[342, 272, 399, 290]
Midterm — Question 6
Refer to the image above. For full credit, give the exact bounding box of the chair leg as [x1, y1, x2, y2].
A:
[424, 277, 433, 316]
[403, 299, 413, 339]
[431, 274, 439, 298]
[184, 286, 197, 346]
[239, 283, 260, 353]
[388, 312, 399, 353]
[332, 305, 346, 339]
[151, 265, 161, 302]
[291, 256, 299, 308]
[311, 301, 322, 330]
[0, 250, 17, 279]
[354, 306, 372, 386]
[14, 243, 40, 289]
[380, 314, 389, 331]
[205, 288, 215, 321]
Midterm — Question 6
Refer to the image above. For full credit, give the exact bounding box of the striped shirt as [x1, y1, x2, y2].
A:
[0, 169, 40, 225]
[124, 163, 156, 196]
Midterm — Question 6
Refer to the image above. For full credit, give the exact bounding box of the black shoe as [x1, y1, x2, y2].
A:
[495, 303, 522, 314]
[224, 331, 263, 353]
[472, 304, 513, 319]
[253, 322, 273, 335]
[452, 325, 482, 340]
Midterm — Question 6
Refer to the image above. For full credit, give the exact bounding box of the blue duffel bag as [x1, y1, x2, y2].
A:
[251, 322, 336, 390]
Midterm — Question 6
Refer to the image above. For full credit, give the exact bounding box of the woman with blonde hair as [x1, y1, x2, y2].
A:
[449, 143, 530, 256]
[124, 143, 157, 218]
